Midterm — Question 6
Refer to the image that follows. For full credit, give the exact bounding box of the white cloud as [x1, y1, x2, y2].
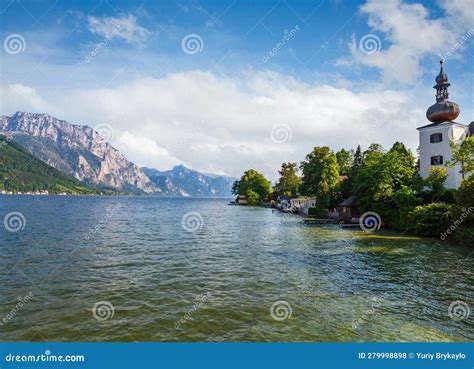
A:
[114, 131, 183, 170]
[0, 70, 426, 180]
[0, 83, 51, 114]
[343, 0, 459, 84]
[5, 60, 447, 181]
[439, 0, 474, 31]
[87, 14, 151, 45]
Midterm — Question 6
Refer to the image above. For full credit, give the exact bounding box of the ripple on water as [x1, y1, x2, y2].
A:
[0, 197, 472, 342]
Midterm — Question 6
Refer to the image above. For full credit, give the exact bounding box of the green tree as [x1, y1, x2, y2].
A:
[235, 169, 272, 205]
[350, 145, 363, 178]
[354, 143, 417, 227]
[363, 143, 384, 164]
[424, 167, 448, 202]
[447, 136, 474, 179]
[452, 176, 474, 244]
[336, 149, 353, 175]
[231, 180, 240, 195]
[300, 146, 339, 208]
[338, 145, 363, 200]
[275, 162, 301, 196]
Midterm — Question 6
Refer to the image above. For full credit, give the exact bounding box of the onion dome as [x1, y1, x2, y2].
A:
[426, 59, 460, 123]
[435, 63, 448, 84]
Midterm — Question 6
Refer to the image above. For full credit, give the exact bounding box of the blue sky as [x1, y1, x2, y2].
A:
[0, 0, 473, 178]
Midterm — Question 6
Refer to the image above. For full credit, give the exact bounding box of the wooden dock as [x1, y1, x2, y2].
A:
[302, 218, 362, 229]
[302, 218, 339, 225]
[339, 223, 361, 229]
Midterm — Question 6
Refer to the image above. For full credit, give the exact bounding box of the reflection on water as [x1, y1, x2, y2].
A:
[0, 196, 472, 342]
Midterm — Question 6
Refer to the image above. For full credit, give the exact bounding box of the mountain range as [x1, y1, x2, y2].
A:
[0, 135, 108, 195]
[143, 166, 236, 197]
[0, 112, 236, 196]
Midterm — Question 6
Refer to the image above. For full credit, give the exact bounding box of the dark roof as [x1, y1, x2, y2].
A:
[470, 122, 474, 135]
[339, 195, 357, 207]
[417, 121, 467, 130]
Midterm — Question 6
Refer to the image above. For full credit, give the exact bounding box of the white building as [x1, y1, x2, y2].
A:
[290, 198, 316, 215]
[417, 60, 473, 189]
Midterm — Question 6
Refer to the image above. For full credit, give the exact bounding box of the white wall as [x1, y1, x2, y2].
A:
[418, 122, 469, 189]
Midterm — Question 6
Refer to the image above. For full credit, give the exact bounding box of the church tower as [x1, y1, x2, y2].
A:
[417, 60, 470, 189]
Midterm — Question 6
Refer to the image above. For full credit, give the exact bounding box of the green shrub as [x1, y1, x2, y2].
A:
[308, 207, 329, 217]
[453, 177, 474, 245]
[408, 203, 453, 237]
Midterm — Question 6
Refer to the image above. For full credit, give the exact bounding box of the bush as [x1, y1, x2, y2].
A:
[439, 189, 457, 204]
[308, 207, 329, 217]
[453, 177, 474, 245]
[407, 203, 453, 237]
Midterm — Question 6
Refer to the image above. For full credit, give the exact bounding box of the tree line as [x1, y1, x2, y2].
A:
[232, 137, 474, 244]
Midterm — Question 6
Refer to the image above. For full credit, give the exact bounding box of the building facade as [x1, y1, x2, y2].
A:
[290, 198, 316, 215]
[417, 60, 472, 189]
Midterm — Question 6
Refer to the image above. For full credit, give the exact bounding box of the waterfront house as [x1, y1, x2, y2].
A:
[277, 195, 292, 210]
[236, 195, 248, 205]
[339, 195, 359, 223]
[290, 197, 316, 215]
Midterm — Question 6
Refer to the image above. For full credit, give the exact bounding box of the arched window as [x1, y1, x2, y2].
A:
[430, 133, 442, 143]
[431, 156, 443, 165]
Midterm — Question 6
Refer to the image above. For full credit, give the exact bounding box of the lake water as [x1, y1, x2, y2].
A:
[0, 196, 472, 342]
